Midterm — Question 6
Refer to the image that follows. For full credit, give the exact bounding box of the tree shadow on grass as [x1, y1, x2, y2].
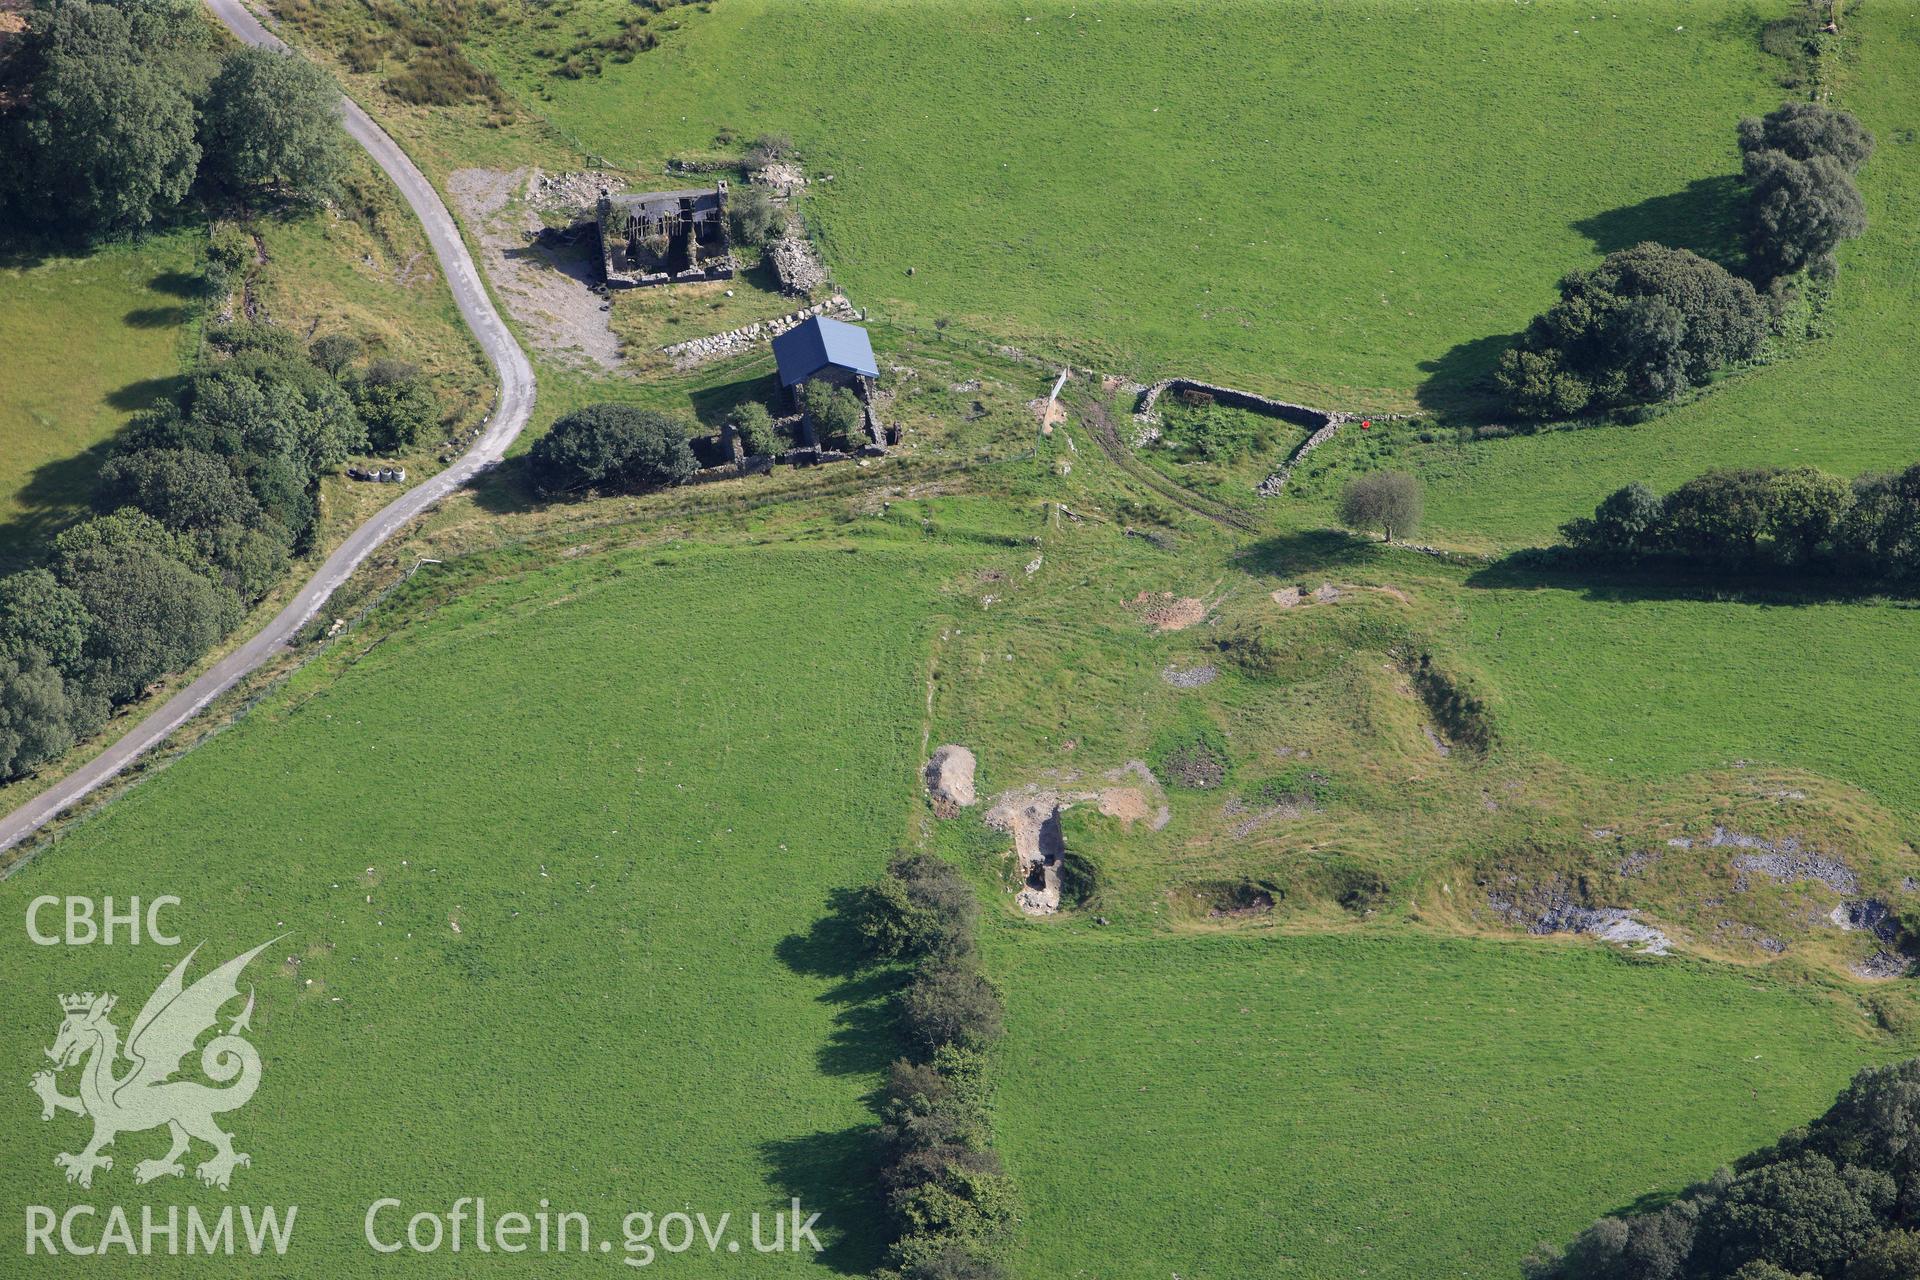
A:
[105, 373, 189, 412]
[688, 371, 783, 430]
[147, 269, 204, 299]
[775, 889, 909, 1079]
[760, 888, 898, 1274]
[1464, 548, 1920, 608]
[0, 437, 120, 569]
[1235, 528, 1388, 579]
[467, 457, 542, 516]
[1414, 331, 1516, 421]
[1570, 175, 1747, 263]
[125, 305, 192, 329]
[758, 1126, 888, 1275]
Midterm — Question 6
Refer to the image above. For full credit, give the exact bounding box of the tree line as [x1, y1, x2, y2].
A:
[1558, 461, 1920, 582]
[1, 0, 346, 240]
[1495, 102, 1872, 423]
[1528, 1058, 1920, 1280]
[0, 324, 439, 781]
[852, 852, 1015, 1280]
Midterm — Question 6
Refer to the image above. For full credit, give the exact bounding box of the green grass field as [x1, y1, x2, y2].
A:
[461, 0, 1787, 409]
[1455, 581, 1920, 820]
[0, 232, 202, 565]
[1, 522, 1900, 1279]
[992, 930, 1882, 1280]
[0, 540, 960, 1274]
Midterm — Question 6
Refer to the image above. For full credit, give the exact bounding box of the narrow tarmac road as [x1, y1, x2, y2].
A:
[0, 0, 538, 858]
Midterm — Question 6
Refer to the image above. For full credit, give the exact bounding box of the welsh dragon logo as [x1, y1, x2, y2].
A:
[29, 939, 277, 1191]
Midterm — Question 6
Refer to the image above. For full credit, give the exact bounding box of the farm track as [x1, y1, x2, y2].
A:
[1079, 394, 1257, 533]
[0, 0, 538, 859]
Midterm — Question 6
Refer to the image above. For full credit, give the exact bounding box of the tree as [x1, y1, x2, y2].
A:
[856, 853, 980, 962]
[350, 359, 439, 453]
[309, 333, 364, 377]
[1496, 243, 1769, 418]
[1837, 468, 1920, 577]
[728, 401, 778, 457]
[200, 48, 347, 204]
[1547, 1200, 1706, 1280]
[744, 131, 793, 169]
[6, 2, 201, 237]
[192, 521, 291, 604]
[1337, 471, 1423, 543]
[169, 347, 366, 542]
[1846, 1231, 1920, 1280]
[0, 657, 90, 780]
[52, 508, 200, 578]
[1739, 101, 1874, 174]
[728, 183, 781, 247]
[1764, 467, 1852, 564]
[1694, 1154, 1893, 1279]
[1745, 149, 1868, 280]
[1797, 1059, 1920, 1218]
[1733, 1265, 1816, 1280]
[64, 546, 241, 702]
[1493, 348, 1592, 421]
[0, 570, 90, 672]
[525, 404, 697, 496]
[900, 962, 1004, 1053]
[95, 447, 261, 532]
[1660, 469, 1779, 563]
[1563, 482, 1664, 557]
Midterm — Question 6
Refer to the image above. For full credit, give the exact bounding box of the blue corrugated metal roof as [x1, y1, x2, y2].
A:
[772, 315, 879, 386]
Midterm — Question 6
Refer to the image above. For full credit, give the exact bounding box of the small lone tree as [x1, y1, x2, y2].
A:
[727, 402, 777, 457]
[726, 184, 780, 248]
[1337, 470, 1423, 543]
[309, 334, 363, 378]
[744, 131, 793, 169]
[799, 380, 867, 451]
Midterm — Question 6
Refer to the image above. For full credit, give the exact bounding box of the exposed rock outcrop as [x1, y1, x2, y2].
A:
[925, 745, 978, 818]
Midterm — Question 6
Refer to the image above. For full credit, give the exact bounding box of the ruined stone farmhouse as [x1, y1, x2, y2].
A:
[596, 182, 734, 287]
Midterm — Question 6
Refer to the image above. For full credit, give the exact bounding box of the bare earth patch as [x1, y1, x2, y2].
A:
[447, 168, 624, 372]
[1131, 591, 1208, 632]
[924, 744, 978, 818]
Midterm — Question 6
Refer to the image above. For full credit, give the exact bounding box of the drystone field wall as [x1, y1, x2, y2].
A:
[661, 294, 856, 370]
[1135, 378, 1334, 431]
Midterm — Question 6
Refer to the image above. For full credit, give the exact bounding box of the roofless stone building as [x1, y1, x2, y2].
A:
[595, 182, 735, 288]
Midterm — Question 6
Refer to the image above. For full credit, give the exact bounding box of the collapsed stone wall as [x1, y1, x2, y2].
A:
[768, 235, 828, 295]
[1255, 420, 1344, 496]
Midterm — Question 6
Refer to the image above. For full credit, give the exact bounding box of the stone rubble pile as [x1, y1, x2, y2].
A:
[660, 294, 855, 370]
